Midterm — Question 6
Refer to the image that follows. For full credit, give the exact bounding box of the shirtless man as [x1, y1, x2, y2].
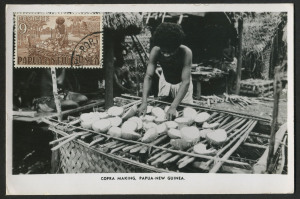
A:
[138, 23, 193, 120]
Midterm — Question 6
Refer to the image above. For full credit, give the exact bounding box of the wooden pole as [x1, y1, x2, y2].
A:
[267, 66, 282, 173]
[253, 123, 287, 174]
[235, 17, 243, 95]
[135, 57, 140, 96]
[209, 121, 257, 173]
[50, 67, 62, 173]
[50, 68, 62, 122]
[104, 32, 115, 109]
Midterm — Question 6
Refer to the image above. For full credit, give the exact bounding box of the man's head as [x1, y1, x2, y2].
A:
[153, 22, 185, 57]
[227, 38, 232, 46]
[56, 17, 65, 25]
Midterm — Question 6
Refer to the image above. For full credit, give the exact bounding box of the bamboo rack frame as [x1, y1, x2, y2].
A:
[44, 95, 285, 173]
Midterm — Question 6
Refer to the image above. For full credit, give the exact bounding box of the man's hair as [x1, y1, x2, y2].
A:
[152, 22, 185, 50]
[56, 17, 65, 25]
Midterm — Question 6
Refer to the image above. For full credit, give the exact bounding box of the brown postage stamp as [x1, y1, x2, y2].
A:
[14, 13, 103, 68]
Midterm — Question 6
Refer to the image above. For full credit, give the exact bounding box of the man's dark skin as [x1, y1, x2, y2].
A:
[223, 39, 235, 63]
[114, 67, 135, 95]
[137, 45, 192, 120]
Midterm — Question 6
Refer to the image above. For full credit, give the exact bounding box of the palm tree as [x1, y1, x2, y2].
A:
[67, 16, 84, 35]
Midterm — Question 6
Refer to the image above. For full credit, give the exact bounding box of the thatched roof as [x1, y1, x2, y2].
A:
[103, 13, 143, 35]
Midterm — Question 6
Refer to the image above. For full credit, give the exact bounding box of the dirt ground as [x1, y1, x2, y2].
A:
[210, 99, 287, 125]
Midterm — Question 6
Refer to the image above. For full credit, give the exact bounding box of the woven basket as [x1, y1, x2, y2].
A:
[57, 140, 168, 173]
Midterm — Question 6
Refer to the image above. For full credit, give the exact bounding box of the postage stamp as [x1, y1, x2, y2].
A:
[14, 13, 103, 68]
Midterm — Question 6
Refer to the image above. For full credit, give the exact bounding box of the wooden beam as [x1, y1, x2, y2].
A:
[104, 32, 115, 109]
[235, 17, 243, 95]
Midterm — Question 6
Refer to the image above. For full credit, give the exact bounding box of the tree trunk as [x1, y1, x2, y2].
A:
[104, 31, 115, 109]
[235, 17, 243, 95]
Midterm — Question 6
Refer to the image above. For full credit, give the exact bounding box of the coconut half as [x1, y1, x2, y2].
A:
[180, 126, 201, 144]
[81, 120, 96, 130]
[154, 117, 166, 124]
[183, 107, 197, 120]
[206, 129, 227, 146]
[141, 115, 156, 123]
[79, 113, 91, 122]
[80, 113, 99, 129]
[128, 116, 143, 130]
[98, 112, 109, 119]
[167, 128, 182, 139]
[92, 119, 111, 133]
[194, 112, 210, 124]
[141, 128, 158, 143]
[199, 129, 213, 138]
[170, 139, 192, 150]
[108, 126, 122, 138]
[121, 121, 138, 132]
[108, 117, 122, 127]
[193, 143, 216, 155]
[174, 117, 190, 129]
[143, 122, 158, 131]
[107, 106, 124, 117]
[156, 123, 168, 135]
[165, 121, 178, 129]
[202, 122, 220, 129]
[121, 129, 141, 141]
[122, 105, 137, 120]
[146, 106, 153, 114]
[151, 107, 165, 118]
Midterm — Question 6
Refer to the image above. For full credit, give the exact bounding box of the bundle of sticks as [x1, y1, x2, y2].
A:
[193, 95, 224, 106]
[224, 93, 253, 107]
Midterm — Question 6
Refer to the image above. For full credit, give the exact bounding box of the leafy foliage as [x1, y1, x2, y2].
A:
[241, 12, 282, 56]
[235, 12, 284, 79]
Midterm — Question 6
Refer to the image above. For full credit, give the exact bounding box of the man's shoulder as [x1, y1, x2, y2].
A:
[150, 46, 161, 56]
[180, 45, 192, 54]
[152, 46, 160, 52]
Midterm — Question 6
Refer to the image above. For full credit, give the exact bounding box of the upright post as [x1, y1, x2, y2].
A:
[50, 67, 62, 173]
[267, 66, 282, 173]
[235, 17, 243, 95]
[50, 68, 62, 122]
[104, 31, 115, 109]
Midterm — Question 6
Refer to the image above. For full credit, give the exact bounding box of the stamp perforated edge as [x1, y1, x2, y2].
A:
[13, 12, 103, 69]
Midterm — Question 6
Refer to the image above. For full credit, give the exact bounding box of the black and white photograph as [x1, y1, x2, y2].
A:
[5, 4, 294, 195]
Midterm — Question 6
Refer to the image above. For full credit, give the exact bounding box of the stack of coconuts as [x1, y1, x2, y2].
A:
[168, 107, 227, 155]
[80, 105, 228, 155]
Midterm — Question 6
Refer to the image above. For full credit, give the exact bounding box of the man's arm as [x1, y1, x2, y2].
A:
[137, 47, 159, 115]
[168, 48, 192, 116]
[57, 69, 66, 85]
[114, 74, 130, 92]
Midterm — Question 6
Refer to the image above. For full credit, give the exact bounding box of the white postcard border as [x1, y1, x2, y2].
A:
[6, 3, 294, 195]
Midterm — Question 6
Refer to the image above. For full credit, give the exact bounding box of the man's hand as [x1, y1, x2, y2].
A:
[137, 103, 147, 116]
[57, 76, 64, 85]
[166, 106, 177, 121]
